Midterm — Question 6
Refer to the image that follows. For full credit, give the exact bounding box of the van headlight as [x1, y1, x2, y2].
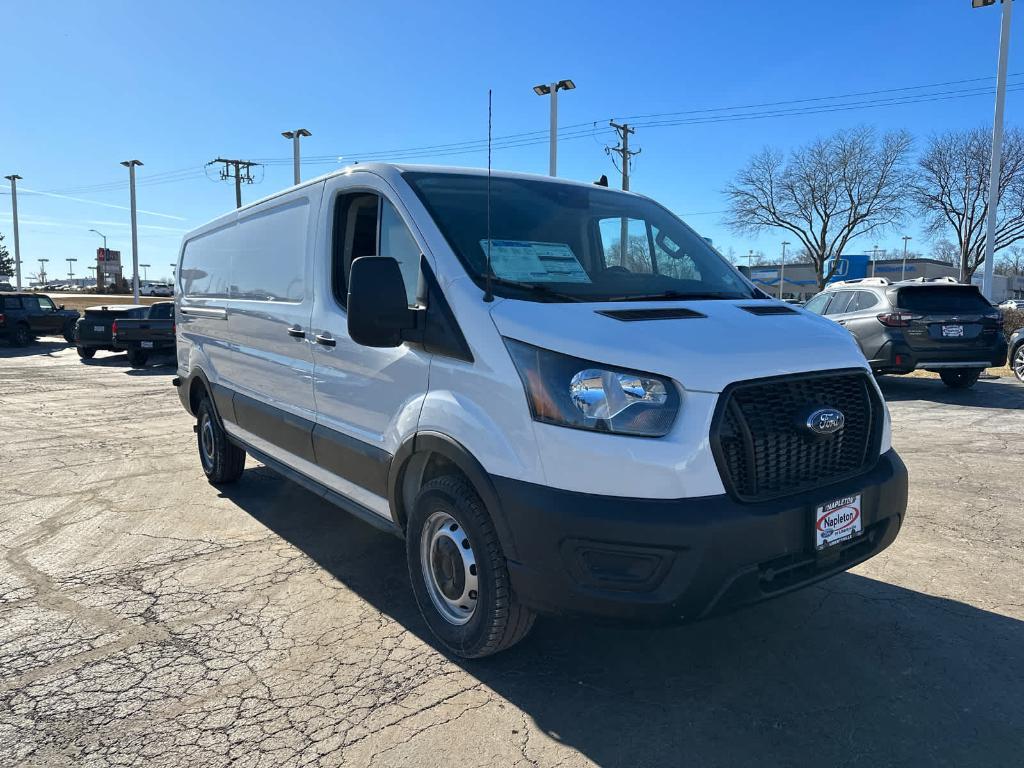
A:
[504, 338, 679, 437]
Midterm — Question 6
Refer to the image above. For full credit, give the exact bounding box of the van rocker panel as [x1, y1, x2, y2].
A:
[496, 449, 907, 624]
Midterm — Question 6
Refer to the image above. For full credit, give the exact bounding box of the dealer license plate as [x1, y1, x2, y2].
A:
[942, 325, 964, 337]
[815, 494, 863, 551]
[94, 325, 104, 332]
[141, 341, 153, 348]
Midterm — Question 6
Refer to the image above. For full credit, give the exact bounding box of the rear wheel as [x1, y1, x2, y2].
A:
[939, 368, 982, 389]
[1013, 344, 1024, 383]
[76, 347, 96, 359]
[196, 397, 245, 484]
[127, 349, 149, 369]
[12, 324, 32, 347]
[406, 475, 535, 658]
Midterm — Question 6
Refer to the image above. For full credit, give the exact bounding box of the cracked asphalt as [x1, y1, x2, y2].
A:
[2, 340, 1022, 767]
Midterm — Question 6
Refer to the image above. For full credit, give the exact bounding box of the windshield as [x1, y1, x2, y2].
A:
[404, 172, 757, 302]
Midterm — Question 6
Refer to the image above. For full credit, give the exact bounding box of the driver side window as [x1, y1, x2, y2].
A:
[37, 296, 56, 311]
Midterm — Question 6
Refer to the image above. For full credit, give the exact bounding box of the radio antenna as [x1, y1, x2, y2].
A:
[483, 88, 495, 303]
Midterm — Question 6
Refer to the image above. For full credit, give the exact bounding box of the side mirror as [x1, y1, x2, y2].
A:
[347, 256, 419, 347]
[59, 304, 66, 310]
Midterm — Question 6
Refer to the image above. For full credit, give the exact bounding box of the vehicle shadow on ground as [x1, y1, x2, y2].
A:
[223, 467, 1024, 767]
[0, 340, 69, 358]
[878, 373, 1024, 408]
[77, 353, 129, 367]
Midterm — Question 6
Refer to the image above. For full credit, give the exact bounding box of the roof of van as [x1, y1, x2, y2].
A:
[181, 163, 643, 240]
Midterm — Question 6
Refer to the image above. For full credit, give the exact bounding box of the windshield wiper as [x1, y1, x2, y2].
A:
[601, 290, 746, 302]
[484, 277, 587, 303]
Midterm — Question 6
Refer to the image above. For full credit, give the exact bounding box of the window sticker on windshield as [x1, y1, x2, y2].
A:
[479, 239, 591, 283]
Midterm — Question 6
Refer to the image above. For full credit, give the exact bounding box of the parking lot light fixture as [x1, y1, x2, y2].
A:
[901, 236, 913, 281]
[5, 174, 23, 289]
[120, 159, 143, 303]
[533, 79, 576, 176]
[281, 128, 312, 185]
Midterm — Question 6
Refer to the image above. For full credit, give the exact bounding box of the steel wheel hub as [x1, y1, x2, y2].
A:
[420, 510, 478, 626]
[199, 414, 216, 468]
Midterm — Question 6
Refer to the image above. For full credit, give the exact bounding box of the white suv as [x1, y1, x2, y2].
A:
[173, 164, 908, 657]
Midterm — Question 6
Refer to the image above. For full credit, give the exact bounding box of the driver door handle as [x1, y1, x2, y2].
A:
[315, 333, 336, 347]
[287, 325, 306, 339]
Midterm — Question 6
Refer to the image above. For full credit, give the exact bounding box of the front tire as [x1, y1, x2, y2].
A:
[63, 320, 77, 344]
[939, 368, 982, 389]
[1013, 344, 1024, 383]
[196, 397, 246, 484]
[407, 476, 535, 658]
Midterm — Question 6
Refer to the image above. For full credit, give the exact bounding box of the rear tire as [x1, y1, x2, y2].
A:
[63, 320, 77, 344]
[196, 397, 245, 485]
[76, 346, 96, 359]
[1013, 344, 1024, 383]
[12, 324, 32, 347]
[406, 475, 535, 658]
[127, 349, 148, 369]
[939, 368, 982, 389]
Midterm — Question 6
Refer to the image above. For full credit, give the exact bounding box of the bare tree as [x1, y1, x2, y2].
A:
[912, 127, 1024, 283]
[725, 127, 913, 290]
[930, 239, 959, 265]
[996, 245, 1024, 276]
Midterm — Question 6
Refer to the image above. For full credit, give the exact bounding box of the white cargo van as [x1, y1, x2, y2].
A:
[174, 164, 907, 657]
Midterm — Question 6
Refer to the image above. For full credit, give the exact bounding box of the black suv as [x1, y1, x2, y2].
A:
[0, 293, 81, 346]
[804, 278, 1007, 389]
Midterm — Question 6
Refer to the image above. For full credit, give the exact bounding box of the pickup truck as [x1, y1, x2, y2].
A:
[75, 304, 149, 359]
[112, 301, 175, 368]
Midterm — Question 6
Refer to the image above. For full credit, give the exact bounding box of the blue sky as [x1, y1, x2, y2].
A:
[2, 0, 1020, 282]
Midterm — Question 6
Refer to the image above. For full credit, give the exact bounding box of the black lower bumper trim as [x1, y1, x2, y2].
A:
[496, 450, 908, 624]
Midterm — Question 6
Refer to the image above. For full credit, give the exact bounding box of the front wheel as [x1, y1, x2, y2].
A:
[63, 320, 77, 344]
[196, 398, 246, 484]
[406, 476, 535, 658]
[1013, 345, 1024, 383]
[939, 368, 982, 389]
[76, 346, 96, 359]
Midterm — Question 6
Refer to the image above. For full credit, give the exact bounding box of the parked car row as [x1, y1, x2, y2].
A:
[74, 301, 175, 368]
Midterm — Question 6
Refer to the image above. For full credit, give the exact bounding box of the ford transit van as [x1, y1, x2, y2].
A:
[174, 164, 908, 657]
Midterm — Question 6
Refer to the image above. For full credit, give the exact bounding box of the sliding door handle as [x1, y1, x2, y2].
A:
[315, 333, 336, 347]
[287, 325, 306, 339]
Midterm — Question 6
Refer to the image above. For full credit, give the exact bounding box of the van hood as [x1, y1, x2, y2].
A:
[489, 299, 866, 393]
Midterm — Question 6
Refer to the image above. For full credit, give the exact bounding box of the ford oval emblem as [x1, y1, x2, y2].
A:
[806, 408, 845, 435]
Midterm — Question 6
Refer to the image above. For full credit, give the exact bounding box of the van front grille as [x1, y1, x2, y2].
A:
[711, 370, 882, 502]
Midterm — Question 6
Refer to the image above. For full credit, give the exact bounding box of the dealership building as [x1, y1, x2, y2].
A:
[742, 255, 1023, 302]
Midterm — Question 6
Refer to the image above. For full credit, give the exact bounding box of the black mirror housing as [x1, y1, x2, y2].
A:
[347, 256, 419, 347]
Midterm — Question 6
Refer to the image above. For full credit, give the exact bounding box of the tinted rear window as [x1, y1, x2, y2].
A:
[3, 297, 21, 309]
[148, 303, 173, 319]
[895, 286, 992, 313]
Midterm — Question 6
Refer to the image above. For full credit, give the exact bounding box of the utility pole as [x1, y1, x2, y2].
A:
[780, 241, 790, 299]
[281, 129, 312, 185]
[608, 122, 640, 266]
[975, 0, 1014, 296]
[901, 236, 913, 282]
[67, 257, 77, 283]
[4, 174, 23, 289]
[209, 158, 258, 209]
[121, 160, 143, 302]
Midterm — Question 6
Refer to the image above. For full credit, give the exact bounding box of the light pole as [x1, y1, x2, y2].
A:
[140, 263, 150, 282]
[901, 236, 913, 281]
[38, 258, 48, 286]
[89, 229, 108, 292]
[870, 244, 881, 277]
[533, 79, 576, 176]
[66, 257, 77, 284]
[4, 174, 23, 289]
[748, 249, 754, 270]
[281, 129, 311, 186]
[974, 0, 1014, 296]
[779, 242, 790, 299]
[120, 160, 143, 302]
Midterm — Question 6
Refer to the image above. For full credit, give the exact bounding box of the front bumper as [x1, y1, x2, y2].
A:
[497, 449, 907, 624]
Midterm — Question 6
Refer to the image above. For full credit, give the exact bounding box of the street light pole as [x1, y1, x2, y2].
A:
[901, 236, 913, 281]
[281, 129, 311, 185]
[120, 160, 143, 302]
[533, 80, 576, 176]
[67, 258, 77, 284]
[89, 229, 107, 293]
[870, 244, 881, 278]
[4, 174, 23, 289]
[780, 241, 790, 300]
[38, 258, 48, 286]
[976, 0, 1014, 296]
[140, 263, 150, 282]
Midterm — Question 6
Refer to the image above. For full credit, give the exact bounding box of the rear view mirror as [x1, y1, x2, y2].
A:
[347, 256, 418, 347]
